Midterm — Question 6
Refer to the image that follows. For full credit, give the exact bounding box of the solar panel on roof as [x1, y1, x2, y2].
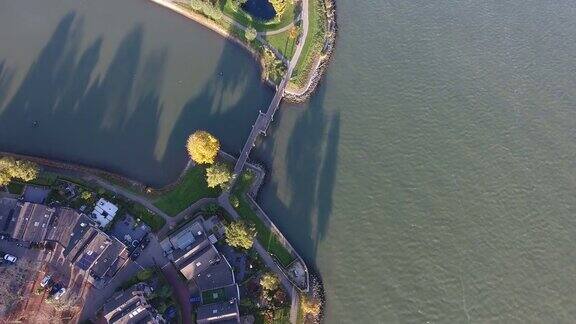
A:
[77, 252, 98, 270]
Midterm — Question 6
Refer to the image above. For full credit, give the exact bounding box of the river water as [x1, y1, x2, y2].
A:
[3, 0, 576, 322]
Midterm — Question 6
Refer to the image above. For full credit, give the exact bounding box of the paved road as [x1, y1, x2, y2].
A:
[160, 262, 193, 324]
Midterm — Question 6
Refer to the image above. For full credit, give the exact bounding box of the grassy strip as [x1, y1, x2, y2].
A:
[153, 166, 221, 217]
[219, 0, 296, 32]
[266, 31, 297, 59]
[236, 195, 294, 267]
[289, 0, 326, 87]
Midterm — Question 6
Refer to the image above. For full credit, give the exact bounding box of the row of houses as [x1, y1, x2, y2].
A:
[160, 217, 241, 324]
[0, 198, 129, 287]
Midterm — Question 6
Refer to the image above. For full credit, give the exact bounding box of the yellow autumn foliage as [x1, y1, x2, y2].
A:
[186, 131, 220, 164]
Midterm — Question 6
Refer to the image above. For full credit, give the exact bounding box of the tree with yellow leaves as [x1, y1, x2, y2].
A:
[301, 295, 321, 317]
[205, 162, 232, 189]
[289, 25, 299, 40]
[186, 131, 220, 164]
[269, 0, 287, 17]
[0, 157, 39, 186]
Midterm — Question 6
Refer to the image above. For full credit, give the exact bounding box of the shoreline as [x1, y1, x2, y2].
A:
[147, 0, 337, 103]
[285, 0, 338, 103]
[147, 0, 279, 89]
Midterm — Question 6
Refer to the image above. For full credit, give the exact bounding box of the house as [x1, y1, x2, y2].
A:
[9, 202, 55, 243]
[0, 198, 20, 236]
[160, 219, 210, 263]
[161, 217, 240, 323]
[177, 245, 221, 281]
[45, 207, 92, 250]
[103, 283, 165, 324]
[91, 198, 119, 228]
[196, 299, 240, 324]
[66, 226, 129, 286]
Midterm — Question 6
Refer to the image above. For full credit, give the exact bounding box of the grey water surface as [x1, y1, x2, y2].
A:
[3, 0, 576, 322]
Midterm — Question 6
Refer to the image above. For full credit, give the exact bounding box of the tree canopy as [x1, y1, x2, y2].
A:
[225, 220, 256, 250]
[262, 49, 286, 84]
[269, 0, 287, 17]
[187, 131, 220, 164]
[260, 272, 280, 291]
[0, 157, 39, 186]
[205, 162, 232, 189]
[301, 295, 321, 317]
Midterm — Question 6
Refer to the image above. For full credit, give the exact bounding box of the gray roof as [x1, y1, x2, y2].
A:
[178, 245, 221, 281]
[0, 198, 19, 235]
[195, 260, 235, 291]
[11, 202, 55, 242]
[45, 208, 91, 249]
[196, 300, 239, 324]
[103, 283, 162, 324]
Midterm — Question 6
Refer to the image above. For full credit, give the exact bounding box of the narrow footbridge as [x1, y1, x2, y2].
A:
[231, 65, 294, 180]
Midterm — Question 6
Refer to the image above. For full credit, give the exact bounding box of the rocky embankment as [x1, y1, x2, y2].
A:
[284, 0, 337, 103]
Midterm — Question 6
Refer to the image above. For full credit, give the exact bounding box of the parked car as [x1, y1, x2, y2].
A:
[3, 254, 17, 263]
[164, 306, 177, 320]
[40, 275, 52, 288]
[130, 250, 141, 260]
[141, 236, 151, 249]
[54, 287, 66, 300]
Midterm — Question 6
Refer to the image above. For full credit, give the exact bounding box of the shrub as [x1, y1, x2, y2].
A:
[245, 26, 257, 41]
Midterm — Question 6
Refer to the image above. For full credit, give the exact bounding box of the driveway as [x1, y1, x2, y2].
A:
[160, 263, 192, 324]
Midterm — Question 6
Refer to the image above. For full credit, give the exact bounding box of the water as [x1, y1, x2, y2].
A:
[0, 0, 273, 187]
[4, 0, 576, 322]
[254, 0, 576, 322]
[242, 0, 276, 21]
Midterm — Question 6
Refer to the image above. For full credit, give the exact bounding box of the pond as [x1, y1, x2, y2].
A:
[242, 0, 276, 21]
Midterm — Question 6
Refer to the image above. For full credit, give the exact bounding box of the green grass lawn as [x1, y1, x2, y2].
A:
[219, 0, 296, 32]
[266, 31, 297, 59]
[129, 204, 166, 232]
[201, 288, 226, 304]
[290, 0, 326, 87]
[153, 166, 221, 217]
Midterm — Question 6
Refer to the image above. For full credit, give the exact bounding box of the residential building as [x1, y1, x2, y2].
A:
[196, 299, 240, 324]
[91, 198, 119, 228]
[103, 283, 165, 324]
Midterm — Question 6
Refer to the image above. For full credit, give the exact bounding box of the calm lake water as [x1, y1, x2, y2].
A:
[4, 0, 576, 322]
[0, 0, 273, 187]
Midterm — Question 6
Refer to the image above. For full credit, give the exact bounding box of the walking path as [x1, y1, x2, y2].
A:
[218, 195, 300, 320]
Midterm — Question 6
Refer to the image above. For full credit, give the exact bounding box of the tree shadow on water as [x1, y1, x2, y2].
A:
[0, 60, 16, 109]
[0, 12, 168, 185]
[256, 83, 341, 266]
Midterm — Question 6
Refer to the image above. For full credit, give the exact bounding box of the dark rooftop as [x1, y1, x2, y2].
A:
[45, 208, 92, 249]
[103, 283, 162, 324]
[196, 299, 240, 324]
[195, 259, 235, 291]
[178, 245, 221, 281]
[0, 198, 19, 235]
[12, 202, 55, 242]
